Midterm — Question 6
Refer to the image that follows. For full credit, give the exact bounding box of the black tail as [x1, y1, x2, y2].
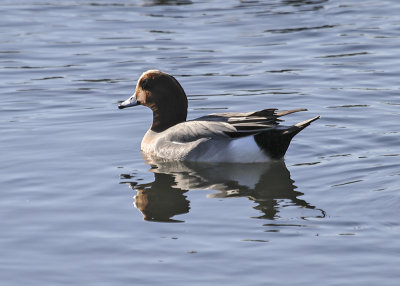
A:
[254, 116, 320, 159]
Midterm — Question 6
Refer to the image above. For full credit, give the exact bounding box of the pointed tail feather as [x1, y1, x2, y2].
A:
[294, 116, 320, 129]
[282, 115, 321, 136]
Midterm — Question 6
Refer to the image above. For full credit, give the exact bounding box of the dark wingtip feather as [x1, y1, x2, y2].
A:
[275, 108, 308, 117]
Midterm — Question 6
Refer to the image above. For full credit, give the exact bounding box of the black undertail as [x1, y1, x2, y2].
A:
[254, 116, 320, 159]
[254, 128, 297, 159]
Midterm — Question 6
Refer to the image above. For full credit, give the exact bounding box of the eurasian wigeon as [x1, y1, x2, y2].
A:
[119, 70, 319, 163]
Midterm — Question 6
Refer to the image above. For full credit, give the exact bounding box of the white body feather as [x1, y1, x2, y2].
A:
[141, 122, 270, 163]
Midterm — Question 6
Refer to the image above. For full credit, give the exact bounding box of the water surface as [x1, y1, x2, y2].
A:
[1, 0, 399, 285]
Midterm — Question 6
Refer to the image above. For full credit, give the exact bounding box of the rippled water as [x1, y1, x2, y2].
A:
[1, 0, 399, 285]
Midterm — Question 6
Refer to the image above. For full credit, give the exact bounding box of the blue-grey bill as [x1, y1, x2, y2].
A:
[118, 93, 139, 109]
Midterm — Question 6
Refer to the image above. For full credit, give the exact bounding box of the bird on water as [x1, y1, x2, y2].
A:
[119, 70, 319, 163]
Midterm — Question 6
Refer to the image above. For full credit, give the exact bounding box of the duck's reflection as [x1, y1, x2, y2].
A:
[132, 172, 190, 222]
[121, 159, 324, 222]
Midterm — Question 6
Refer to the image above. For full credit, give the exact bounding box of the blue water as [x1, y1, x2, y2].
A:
[1, 0, 399, 285]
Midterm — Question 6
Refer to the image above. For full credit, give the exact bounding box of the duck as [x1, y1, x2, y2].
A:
[118, 70, 320, 163]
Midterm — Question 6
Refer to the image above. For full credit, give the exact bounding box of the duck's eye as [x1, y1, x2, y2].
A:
[141, 78, 151, 90]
